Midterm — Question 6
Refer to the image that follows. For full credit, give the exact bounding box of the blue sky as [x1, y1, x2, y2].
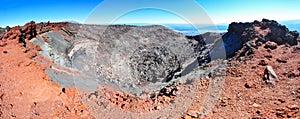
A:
[1, 0, 300, 27]
[198, 0, 300, 24]
[0, 0, 102, 27]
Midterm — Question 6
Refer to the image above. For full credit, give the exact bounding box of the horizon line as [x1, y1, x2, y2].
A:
[2, 19, 300, 28]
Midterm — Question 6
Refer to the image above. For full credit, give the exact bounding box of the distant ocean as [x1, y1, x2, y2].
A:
[163, 23, 300, 36]
[163, 24, 228, 36]
[282, 24, 300, 35]
[129, 23, 300, 36]
[128, 23, 228, 36]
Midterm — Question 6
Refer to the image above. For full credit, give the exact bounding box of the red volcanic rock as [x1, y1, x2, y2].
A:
[22, 21, 37, 40]
[245, 81, 255, 88]
[0, 21, 69, 48]
[0, 26, 21, 41]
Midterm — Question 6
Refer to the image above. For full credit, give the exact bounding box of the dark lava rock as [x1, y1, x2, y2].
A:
[129, 45, 181, 83]
[223, 19, 299, 58]
[276, 58, 287, 63]
[258, 59, 268, 66]
[245, 81, 255, 88]
[262, 19, 299, 45]
[222, 22, 254, 57]
[0, 27, 4, 36]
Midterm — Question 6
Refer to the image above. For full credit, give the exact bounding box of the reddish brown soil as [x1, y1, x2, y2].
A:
[0, 22, 93, 118]
[181, 40, 300, 118]
[206, 44, 300, 118]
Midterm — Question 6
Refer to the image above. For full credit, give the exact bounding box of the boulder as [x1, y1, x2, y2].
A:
[264, 41, 277, 49]
[263, 66, 278, 85]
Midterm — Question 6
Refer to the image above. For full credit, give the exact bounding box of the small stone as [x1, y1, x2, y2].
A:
[276, 58, 287, 63]
[287, 104, 299, 110]
[170, 89, 178, 96]
[287, 111, 296, 118]
[36, 45, 42, 51]
[154, 106, 161, 110]
[187, 110, 199, 118]
[220, 99, 229, 106]
[163, 96, 171, 102]
[258, 59, 268, 66]
[245, 81, 255, 88]
[291, 91, 297, 95]
[264, 55, 272, 58]
[166, 88, 172, 94]
[278, 98, 285, 103]
[183, 115, 193, 119]
[252, 103, 261, 107]
[285, 70, 300, 78]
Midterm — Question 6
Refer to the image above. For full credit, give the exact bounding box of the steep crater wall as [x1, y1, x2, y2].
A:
[70, 25, 202, 94]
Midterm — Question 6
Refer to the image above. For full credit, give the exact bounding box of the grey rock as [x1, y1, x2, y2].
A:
[263, 66, 278, 85]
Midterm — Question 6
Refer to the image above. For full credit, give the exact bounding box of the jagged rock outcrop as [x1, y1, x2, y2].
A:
[223, 19, 299, 57]
[0, 21, 69, 44]
[0, 21, 38, 47]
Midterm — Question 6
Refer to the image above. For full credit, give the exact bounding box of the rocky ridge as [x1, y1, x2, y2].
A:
[223, 18, 299, 57]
